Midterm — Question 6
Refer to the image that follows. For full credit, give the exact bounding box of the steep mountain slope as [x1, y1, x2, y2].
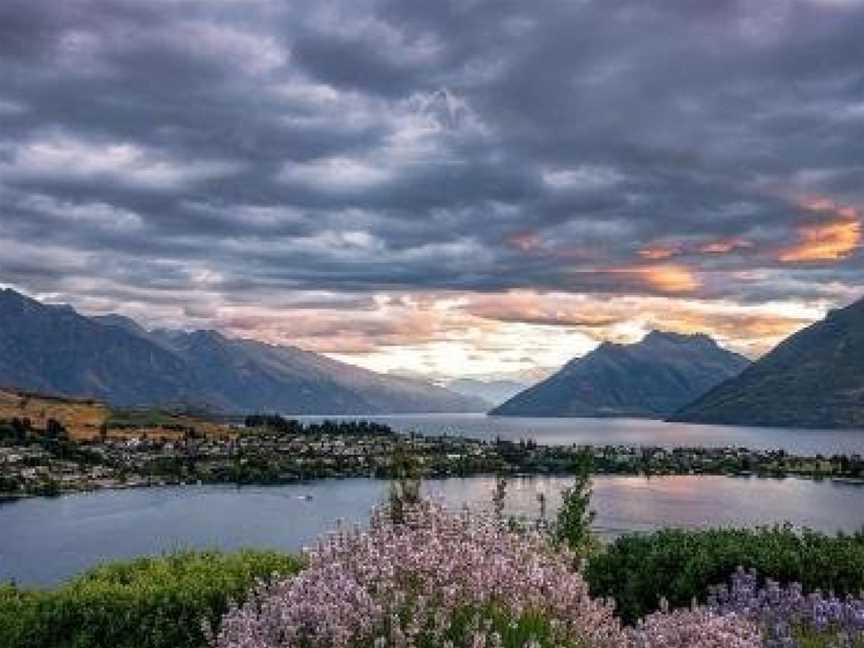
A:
[0, 288, 211, 407]
[0, 288, 484, 414]
[491, 331, 750, 418]
[150, 330, 487, 414]
[446, 378, 529, 407]
[671, 297, 864, 428]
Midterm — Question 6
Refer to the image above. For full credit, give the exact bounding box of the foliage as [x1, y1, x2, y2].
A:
[211, 503, 782, 647]
[553, 449, 596, 554]
[213, 503, 630, 648]
[0, 417, 31, 443]
[585, 525, 864, 624]
[243, 414, 393, 437]
[632, 603, 761, 648]
[493, 473, 508, 520]
[4, 509, 862, 647]
[388, 444, 422, 524]
[0, 550, 302, 648]
[27, 478, 61, 496]
[708, 567, 864, 648]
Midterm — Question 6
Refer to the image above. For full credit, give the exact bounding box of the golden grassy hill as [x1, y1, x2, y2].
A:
[0, 389, 109, 440]
[0, 389, 231, 441]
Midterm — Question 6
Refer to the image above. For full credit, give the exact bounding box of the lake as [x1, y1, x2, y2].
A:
[2, 474, 863, 587]
[298, 413, 864, 455]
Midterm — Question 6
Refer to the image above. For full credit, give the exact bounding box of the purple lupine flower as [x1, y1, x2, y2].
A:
[708, 567, 864, 648]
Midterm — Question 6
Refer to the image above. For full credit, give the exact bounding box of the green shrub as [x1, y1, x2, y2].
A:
[585, 525, 864, 624]
[0, 550, 303, 648]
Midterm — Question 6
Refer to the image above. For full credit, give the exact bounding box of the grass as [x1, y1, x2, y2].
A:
[0, 550, 303, 648]
[0, 389, 110, 440]
[0, 388, 234, 442]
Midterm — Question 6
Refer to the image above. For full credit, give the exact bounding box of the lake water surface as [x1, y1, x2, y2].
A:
[3, 474, 863, 587]
[299, 413, 864, 455]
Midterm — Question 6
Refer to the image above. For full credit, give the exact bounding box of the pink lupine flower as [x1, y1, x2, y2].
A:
[213, 503, 761, 648]
[630, 605, 761, 648]
[213, 503, 625, 647]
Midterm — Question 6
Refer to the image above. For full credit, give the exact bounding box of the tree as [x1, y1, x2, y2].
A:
[388, 445, 421, 524]
[11, 418, 29, 443]
[492, 473, 508, 522]
[554, 449, 595, 553]
[536, 491, 548, 530]
[46, 418, 67, 440]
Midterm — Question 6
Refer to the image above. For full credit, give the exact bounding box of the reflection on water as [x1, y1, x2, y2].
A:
[426, 475, 864, 536]
[2, 475, 862, 587]
[297, 413, 864, 455]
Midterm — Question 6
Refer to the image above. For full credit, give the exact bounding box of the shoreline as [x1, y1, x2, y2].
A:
[2, 469, 863, 503]
[4, 417, 864, 500]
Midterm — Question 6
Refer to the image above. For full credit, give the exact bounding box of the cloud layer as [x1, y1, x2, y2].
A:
[1, 0, 862, 376]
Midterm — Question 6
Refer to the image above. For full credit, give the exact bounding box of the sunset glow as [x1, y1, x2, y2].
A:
[632, 265, 702, 294]
[639, 246, 680, 260]
[698, 238, 754, 255]
[780, 199, 861, 263]
[1, 0, 862, 380]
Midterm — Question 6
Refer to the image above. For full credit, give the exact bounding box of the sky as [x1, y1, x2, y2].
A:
[1, 0, 863, 380]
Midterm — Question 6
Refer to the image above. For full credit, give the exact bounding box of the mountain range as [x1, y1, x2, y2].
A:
[671, 296, 864, 429]
[491, 331, 751, 418]
[445, 378, 529, 407]
[0, 288, 486, 414]
[5, 285, 864, 428]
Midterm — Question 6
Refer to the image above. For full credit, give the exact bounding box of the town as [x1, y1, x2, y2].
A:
[1, 411, 863, 498]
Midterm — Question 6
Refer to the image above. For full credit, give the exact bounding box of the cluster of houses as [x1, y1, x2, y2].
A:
[2, 424, 862, 498]
[0, 445, 140, 495]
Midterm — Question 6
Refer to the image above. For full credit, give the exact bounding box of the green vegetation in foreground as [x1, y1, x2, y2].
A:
[6, 526, 863, 645]
[586, 525, 864, 624]
[443, 604, 581, 647]
[0, 550, 302, 648]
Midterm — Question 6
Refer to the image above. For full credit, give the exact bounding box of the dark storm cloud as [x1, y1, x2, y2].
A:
[1, 0, 863, 324]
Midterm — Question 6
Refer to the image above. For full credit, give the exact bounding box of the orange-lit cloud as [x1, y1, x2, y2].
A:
[216, 294, 492, 354]
[466, 291, 623, 328]
[779, 197, 861, 262]
[86, 282, 828, 378]
[644, 310, 810, 357]
[463, 290, 817, 358]
[639, 245, 680, 260]
[639, 237, 753, 260]
[698, 238, 753, 254]
[629, 264, 701, 293]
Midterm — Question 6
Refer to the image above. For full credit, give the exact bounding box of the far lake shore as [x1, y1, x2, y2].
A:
[3, 415, 864, 498]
